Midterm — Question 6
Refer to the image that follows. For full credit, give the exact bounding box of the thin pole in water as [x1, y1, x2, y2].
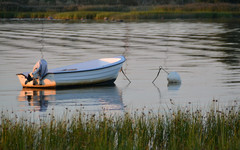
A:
[152, 67, 161, 83]
[121, 67, 131, 83]
[160, 66, 169, 74]
[152, 66, 169, 83]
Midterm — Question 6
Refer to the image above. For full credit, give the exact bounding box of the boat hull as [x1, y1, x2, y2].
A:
[17, 62, 123, 88]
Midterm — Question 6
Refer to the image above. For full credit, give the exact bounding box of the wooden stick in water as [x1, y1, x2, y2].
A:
[152, 66, 170, 83]
[152, 67, 162, 83]
[121, 68, 131, 83]
[160, 66, 169, 74]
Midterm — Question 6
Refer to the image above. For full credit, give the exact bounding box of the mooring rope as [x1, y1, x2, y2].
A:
[39, 20, 44, 59]
[122, 24, 130, 57]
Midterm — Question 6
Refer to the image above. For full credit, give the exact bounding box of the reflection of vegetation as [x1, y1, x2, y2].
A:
[215, 22, 240, 66]
[1, 103, 240, 149]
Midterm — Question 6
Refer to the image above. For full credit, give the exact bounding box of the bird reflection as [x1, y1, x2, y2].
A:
[18, 85, 123, 113]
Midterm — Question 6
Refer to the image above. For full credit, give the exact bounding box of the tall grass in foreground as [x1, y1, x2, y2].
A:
[0, 105, 240, 149]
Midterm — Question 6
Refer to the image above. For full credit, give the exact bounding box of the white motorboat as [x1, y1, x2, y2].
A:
[17, 56, 125, 88]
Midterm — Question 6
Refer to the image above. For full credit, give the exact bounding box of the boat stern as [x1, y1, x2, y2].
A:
[17, 73, 57, 88]
[17, 74, 28, 87]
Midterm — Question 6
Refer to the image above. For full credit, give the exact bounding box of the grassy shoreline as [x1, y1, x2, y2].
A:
[1, 3, 240, 20]
[1, 104, 240, 149]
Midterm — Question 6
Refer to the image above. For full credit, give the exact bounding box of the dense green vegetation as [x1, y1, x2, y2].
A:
[1, 0, 240, 20]
[0, 3, 240, 20]
[0, 0, 240, 12]
[1, 104, 240, 149]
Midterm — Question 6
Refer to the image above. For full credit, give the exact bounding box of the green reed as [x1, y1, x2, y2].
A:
[0, 103, 240, 149]
[53, 11, 98, 20]
[0, 12, 55, 19]
[1, 3, 239, 20]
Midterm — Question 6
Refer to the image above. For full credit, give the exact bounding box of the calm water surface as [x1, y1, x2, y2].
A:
[0, 19, 240, 116]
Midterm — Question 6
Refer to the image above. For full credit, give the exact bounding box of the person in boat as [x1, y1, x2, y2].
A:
[25, 59, 48, 85]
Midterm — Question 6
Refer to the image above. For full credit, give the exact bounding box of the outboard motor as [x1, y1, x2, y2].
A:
[25, 59, 48, 85]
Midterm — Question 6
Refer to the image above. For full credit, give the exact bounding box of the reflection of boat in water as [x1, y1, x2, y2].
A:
[18, 89, 51, 112]
[18, 85, 123, 112]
